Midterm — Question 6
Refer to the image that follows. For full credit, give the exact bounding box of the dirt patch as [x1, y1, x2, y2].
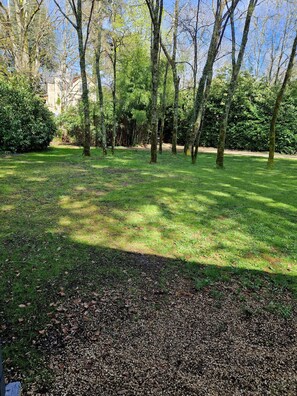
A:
[29, 266, 297, 395]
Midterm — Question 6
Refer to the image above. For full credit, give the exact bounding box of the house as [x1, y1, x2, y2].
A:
[46, 75, 95, 115]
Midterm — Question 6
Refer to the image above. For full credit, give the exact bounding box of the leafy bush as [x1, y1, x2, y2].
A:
[174, 71, 297, 154]
[56, 106, 83, 145]
[200, 71, 297, 154]
[0, 78, 56, 152]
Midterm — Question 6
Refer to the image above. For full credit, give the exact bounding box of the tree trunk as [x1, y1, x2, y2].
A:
[268, 31, 297, 167]
[159, 61, 169, 154]
[193, 0, 201, 101]
[150, 30, 160, 163]
[184, 0, 201, 155]
[171, 0, 179, 154]
[77, 23, 91, 156]
[146, 0, 163, 163]
[192, 69, 213, 162]
[112, 42, 117, 154]
[216, 0, 257, 168]
[95, 21, 107, 155]
[172, 71, 180, 154]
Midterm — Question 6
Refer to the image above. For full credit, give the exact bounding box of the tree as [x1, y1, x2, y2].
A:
[145, 0, 163, 163]
[159, 60, 169, 153]
[161, 0, 180, 154]
[105, 0, 127, 154]
[188, 0, 236, 164]
[54, 0, 95, 156]
[268, 31, 297, 166]
[180, 0, 202, 155]
[94, 2, 107, 155]
[216, 0, 258, 168]
[0, 0, 55, 80]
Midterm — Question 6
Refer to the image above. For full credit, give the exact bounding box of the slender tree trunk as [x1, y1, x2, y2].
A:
[159, 61, 169, 154]
[172, 71, 180, 154]
[274, 18, 289, 85]
[216, 0, 257, 168]
[146, 0, 163, 163]
[192, 69, 213, 159]
[95, 21, 107, 155]
[171, 0, 179, 154]
[77, 26, 91, 156]
[151, 29, 160, 163]
[159, 0, 180, 154]
[112, 42, 117, 154]
[268, 31, 297, 167]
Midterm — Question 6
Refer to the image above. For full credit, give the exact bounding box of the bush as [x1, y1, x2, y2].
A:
[174, 71, 297, 154]
[0, 78, 56, 153]
[200, 71, 297, 154]
[56, 106, 83, 145]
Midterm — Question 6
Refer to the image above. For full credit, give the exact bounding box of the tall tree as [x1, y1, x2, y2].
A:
[188, 0, 233, 164]
[54, 0, 95, 156]
[159, 60, 169, 154]
[94, 3, 107, 155]
[145, 0, 163, 163]
[216, 0, 258, 168]
[106, 1, 126, 154]
[0, 0, 55, 79]
[107, 34, 119, 154]
[268, 31, 297, 167]
[181, 0, 201, 155]
[161, 0, 180, 154]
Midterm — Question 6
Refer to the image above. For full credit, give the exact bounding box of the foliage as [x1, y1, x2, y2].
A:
[56, 106, 83, 144]
[116, 36, 151, 145]
[0, 77, 56, 153]
[0, 1, 57, 77]
[199, 71, 297, 154]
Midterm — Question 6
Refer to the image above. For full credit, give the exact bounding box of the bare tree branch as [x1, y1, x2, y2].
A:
[53, 0, 77, 30]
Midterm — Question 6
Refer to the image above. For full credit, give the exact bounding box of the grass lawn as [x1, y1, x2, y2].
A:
[0, 146, 296, 391]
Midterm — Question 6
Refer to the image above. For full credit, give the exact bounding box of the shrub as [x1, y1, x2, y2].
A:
[0, 78, 56, 153]
[200, 72, 297, 154]
[56, 106, 83, 145]
[175, 71, 297, 154]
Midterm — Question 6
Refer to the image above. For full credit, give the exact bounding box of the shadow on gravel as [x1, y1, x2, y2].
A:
[1, 240, 297, 395]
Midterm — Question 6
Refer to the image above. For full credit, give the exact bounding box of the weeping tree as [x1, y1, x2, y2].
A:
[216, 0, 258, 168]
[268, 30, 297, 167]
[54, 0, 95, 156]
[145, 0, 163, 163]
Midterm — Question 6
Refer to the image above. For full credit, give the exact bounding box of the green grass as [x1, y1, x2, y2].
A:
[0, 146, 296, 375]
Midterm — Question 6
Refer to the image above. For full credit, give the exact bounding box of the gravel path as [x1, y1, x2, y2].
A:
[51, 142, 297, 159]
[133, 144, 297, 159]
[28, 255, 297, 396]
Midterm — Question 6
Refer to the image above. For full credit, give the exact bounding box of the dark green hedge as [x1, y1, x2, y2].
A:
[0, 79, 56, 153]
[200, 71, 297, 154]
